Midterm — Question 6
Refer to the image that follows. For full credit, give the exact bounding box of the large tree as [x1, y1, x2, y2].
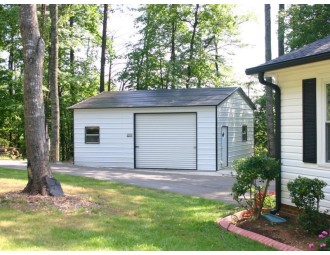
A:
[278, 4, 285, 56]
[100, 4, 108, 92]
[20, 4, 59, 195]
[264, 4, 275, 157]
[49, 4, 60, 162]
[284, 4, 330, 51]
[119, 4, 245, 90]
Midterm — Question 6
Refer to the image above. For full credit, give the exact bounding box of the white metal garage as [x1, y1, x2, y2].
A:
[70, 87, 255, 171]
[135, 113, 197, 169]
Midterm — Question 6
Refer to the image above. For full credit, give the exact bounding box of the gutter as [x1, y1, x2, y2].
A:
[257, 72, 281, 215]
[246, 52, 330, 75]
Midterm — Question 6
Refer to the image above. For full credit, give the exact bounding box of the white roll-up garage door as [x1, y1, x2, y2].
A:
[135, 113, 197, 170]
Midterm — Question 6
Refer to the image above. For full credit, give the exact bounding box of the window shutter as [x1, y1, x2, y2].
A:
[302, 78, 317, 163]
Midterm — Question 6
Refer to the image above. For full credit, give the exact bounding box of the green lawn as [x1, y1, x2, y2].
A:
[0, 167, 274, 251]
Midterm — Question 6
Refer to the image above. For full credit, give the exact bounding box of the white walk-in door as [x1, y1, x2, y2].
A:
[135, 113, 197, 169]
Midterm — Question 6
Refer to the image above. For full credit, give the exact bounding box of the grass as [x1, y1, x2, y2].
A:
[0, 167, 275, 251]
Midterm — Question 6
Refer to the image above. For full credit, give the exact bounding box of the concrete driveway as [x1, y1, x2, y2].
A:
[0, 159, 240, 204]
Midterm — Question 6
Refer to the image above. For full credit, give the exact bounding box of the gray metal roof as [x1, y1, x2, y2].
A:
[69, 87, 255, 110]
[245, 35, 330, 75]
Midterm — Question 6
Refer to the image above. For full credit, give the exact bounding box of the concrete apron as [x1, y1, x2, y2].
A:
[0, 160, 274, 205]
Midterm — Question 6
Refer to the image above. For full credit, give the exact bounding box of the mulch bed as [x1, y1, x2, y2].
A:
[236, 213, 319, 251]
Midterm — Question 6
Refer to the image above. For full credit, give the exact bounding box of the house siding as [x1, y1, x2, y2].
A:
[217, 90, 254, 169]
[269, 59, 330, 212]
[73, 106, 216, 171]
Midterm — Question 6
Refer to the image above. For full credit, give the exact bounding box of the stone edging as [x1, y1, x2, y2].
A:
[217, 211, 302, 251]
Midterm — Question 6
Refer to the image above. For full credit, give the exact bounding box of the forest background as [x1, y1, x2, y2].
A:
[1, 3, 329, 162]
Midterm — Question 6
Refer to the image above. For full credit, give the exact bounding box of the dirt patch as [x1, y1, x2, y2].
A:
[0, 191, 100, 214]
[237, 213, 319, 251]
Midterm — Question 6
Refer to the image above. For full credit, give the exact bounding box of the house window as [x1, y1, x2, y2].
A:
[326, 84, 330, 162]
[242, 125, 247, 142]
[85, 126, 100, 144]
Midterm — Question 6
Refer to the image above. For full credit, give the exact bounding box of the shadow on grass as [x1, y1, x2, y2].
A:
[0, 168, 275, 251]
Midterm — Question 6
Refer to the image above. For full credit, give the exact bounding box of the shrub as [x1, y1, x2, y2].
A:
[287, 176, 326, 211]
[232, 155, 280, 219]
[287, 176, 330, 234]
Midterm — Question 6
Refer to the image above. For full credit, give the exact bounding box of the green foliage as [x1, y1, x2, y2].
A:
[119, 4, 248, 90]
[232, 155, 280, 219]
[284, 4, 330, 51]
[287, 176, 329, 235]
[287, 176, 326, 211]
[253, 93, 268, 155]
[298, 209, 329, 235]
[0, 138, 10, 148]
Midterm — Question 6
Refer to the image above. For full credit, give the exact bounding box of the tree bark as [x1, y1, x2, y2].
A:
[278, 4, 285, 57]
[170, 5, 177, 89]
[108, 36, 113, 92]
[186, 4, 199, 88]
[20, 4, 53, 195]
[40, 4, 46, 39]
[265, 4, 276, 157]
[49, 4, 60, 162]
[69, 16, 76, 104]
[100, 4, 108, 93]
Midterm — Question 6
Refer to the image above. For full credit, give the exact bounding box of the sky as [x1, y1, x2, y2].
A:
[107, 2, 281, 86]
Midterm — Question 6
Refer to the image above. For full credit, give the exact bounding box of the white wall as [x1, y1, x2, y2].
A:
[73, 106, 217, 171]
[217, 90, 254, 169]
[268, 59, 330, 212]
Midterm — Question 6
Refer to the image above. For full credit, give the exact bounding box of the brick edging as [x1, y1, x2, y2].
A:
[217, 214, 302, 251]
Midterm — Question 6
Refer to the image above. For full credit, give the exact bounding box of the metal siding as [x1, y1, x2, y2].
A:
[73, 106, 216, 171]
[135, 113, 197, 170]
[217, 91, 254, 169]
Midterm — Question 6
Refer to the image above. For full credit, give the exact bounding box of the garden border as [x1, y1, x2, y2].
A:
[217, 211, 301, 251]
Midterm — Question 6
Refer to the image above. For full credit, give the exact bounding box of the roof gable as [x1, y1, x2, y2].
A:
[245, 35, 330, 75]
[69, 87, 255, 110]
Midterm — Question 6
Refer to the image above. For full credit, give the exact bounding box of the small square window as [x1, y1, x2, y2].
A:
[242, 125, 247, 142]
[85, 126, 100, 144]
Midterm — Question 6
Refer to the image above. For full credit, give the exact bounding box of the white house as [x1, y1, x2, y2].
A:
[246, 35, 330, 213]
[69, 87, 255, 171]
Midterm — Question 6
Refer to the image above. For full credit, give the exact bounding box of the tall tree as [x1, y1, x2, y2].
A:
[49, 4, 60, 162]
[185, 4, 199, 88]
[20, 4, 52, 195]
[100, 4, 108, 92]
[264, 4, 275, 157]
[119, 4, 244, 90]
[278, 4, 285, 56]
[284, 4, 330, 51]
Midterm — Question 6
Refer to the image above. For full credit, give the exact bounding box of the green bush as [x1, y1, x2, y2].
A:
[287, 176, 330, 235]
[232, 155, 280, 219]
[298, 209, 329, 235]
[287, 176, 326, 211]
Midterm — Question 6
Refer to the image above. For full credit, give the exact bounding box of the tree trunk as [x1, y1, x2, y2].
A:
[69, 16, 76, 103]
[265, 4, 276, 157]
[20, 4, 53, 195]
[278, 4, 285, 57]
[49, 4, 60, 162]
[100, 4, 108, 93]
[186, 4, 199, 88]
[170, 7, 177, 89]
[108, 36, 113, 92]
[40, 4, 46, 39]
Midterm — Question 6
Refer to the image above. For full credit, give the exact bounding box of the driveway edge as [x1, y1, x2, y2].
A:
[217, 212, 302, 251]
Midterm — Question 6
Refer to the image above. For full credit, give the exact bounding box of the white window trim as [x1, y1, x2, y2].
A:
[317, 78, 330, 168]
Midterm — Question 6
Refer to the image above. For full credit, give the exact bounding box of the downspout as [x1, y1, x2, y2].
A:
[258, 72, 281, 215]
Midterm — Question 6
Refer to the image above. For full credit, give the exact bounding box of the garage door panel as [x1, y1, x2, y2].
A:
[135, 113, 197, 170]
